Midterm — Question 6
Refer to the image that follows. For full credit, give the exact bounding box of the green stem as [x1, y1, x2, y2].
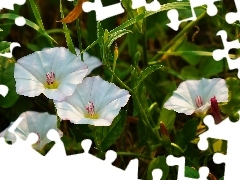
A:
[150, 11, 206, 62]
[141, 18, 148, 68]
[107, 66, 162, 143]
[111, 52, 117, 82]
[76, 18, 83, 61]
[117, 152, 152, 160]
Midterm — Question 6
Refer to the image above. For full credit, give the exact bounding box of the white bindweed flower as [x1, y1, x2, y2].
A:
[54, 76, 130, 126]
[75, 48, 102, 75]
[0, 111, 62, 151]
[163, 78, 228, 116]
[14, 47, 88, 101]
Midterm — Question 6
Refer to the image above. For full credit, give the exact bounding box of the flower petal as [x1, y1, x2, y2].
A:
[55, 76, 130, 126]
[75, 48, 102, 75]
[164, 78, 228, 115]
[14, 47, 88, 101]
[0, 111, 61, 151]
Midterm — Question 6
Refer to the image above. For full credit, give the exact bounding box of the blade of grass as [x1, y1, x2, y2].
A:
[28, 0, 53, 47]
[150, 10, 206, 62]
[28, 0, 45, 30]
[0, 13, 57, 44]
[83, 2, 190, 53]
[157, 51, 238, 60]
[59, 0, 76, 55]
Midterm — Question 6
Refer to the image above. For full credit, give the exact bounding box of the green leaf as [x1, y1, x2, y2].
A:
[159, 82, 177, 130]
[107, 29, 132, 48]
[134, 64, 164, 89]
[176, 42, 202, 66]
[182, 118, 198, 142]
[83, 2, 190, 53]
[28, 0, 45, 30]
[59, 0, 76, 55]
[147, 156, 169, 180]
[93, 110, 126, 152]
[181, 66, 200, 79]
[133, 51, 141, 67]
[185, 166, 199, 178]
[110, 2, 190, 35]
[0, 41, 19, 108]
[221, 77, 240, 121]
[199, 57, 223, 77]
[0, 13, 57, 44]
[97, 21, 104, 46]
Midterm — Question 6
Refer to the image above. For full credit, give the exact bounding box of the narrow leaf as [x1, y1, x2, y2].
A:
[0, 13, 57, 44]
[82, 2, 190, 53]
[107, 29, 132, 48]
[134, 65, 164, 89]
[59, 0, 76, 54]
[28, 0, 45, 30]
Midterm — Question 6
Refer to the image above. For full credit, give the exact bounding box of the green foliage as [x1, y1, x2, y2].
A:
[184, 166, 200, 178]
[147, 156, 169, 180]
[0, 13, 56, 44]
[222, 77, 240, 122]
[28, 0, 45, 30]
[134, 64, 164, 89]
[1, 0, 238, 179]
[0, 42, 19, 108]
[93, 110, 126, 153]
[59, 0, 76, 55]
[158, 82, 177, 131]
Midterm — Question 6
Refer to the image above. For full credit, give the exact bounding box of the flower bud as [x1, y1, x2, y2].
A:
[103, 29, 109, 44]
[114, 43, 118, 62]
[160, 121, 171, 146]
[210, 96, 222, 124]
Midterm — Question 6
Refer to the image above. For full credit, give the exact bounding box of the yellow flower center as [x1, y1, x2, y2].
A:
[85, 101, 99, 119]
[44, 72, 59, 89]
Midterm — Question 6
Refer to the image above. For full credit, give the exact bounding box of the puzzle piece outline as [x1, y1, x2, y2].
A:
[167, 0, 221, 31]
[212, 30, 240, 78]
[198, 113, 240, 179]
[0, 117, 140, 180]
[82, 0, 161, 21]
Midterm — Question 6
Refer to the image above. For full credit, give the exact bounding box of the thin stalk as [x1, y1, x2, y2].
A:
[150, 11, 206, 62]
[141, 18, 148, 67]
[117, 152, 152, 160]
[76, 18, 83, 61]
[107, 66, 162, 143]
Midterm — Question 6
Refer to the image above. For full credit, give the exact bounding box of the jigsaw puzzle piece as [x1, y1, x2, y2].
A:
[0, 117, 43, 179]
[213, 151, 240, 179]
[0, 0, 26, 10]
[167, 0, 220, 31]
[82, 0, 124, 21]
[0, 84, 8, 97]
[198, 112, 240, 179]
[225, 0, 240, 24]
[45, 129, 66, 158]
[63, 139, 139, 180]
[152, 169, 163, 180]
[0, 42, 21, 58]
[212, 30, 240, 78]
[166, 155, 209, 180]
[131, 0, 161, 11]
